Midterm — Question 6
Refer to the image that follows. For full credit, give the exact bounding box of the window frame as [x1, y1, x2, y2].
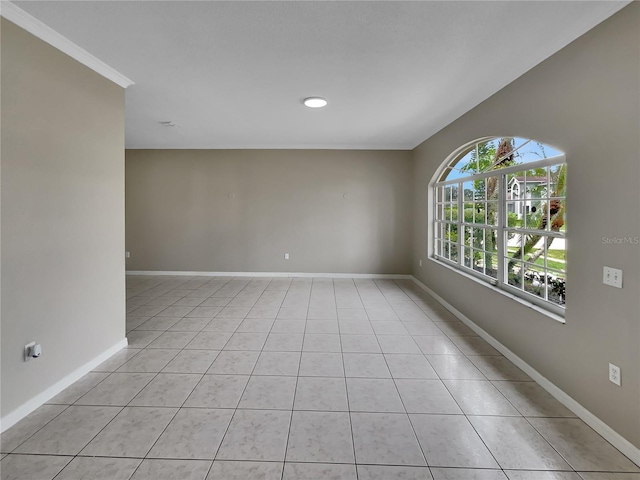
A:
[432, 140, 566, 319]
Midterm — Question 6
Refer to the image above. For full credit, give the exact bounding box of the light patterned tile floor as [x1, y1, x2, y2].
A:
[1, 276, 639, 480]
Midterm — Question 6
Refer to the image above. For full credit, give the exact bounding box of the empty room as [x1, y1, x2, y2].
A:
[1, 1, 639, 479]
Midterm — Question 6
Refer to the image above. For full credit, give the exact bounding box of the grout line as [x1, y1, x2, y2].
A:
[277, 278, 310, 480]
[336, 278, 359, 479]
[1, 404, 74, 456]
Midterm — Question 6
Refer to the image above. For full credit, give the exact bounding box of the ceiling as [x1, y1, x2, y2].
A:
[15, 1, 629, 150]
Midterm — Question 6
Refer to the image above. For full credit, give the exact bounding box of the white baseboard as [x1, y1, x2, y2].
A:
[0, 338, 128, 433]
[127, 270, 412, 280]
[410, 275, 640, 467]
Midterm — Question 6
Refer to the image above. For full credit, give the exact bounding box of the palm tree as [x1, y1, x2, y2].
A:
[485, 138, 515, 273]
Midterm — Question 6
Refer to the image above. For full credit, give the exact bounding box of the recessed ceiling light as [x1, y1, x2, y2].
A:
[160, 121, 177, 127]
[303, 97, 328, 108]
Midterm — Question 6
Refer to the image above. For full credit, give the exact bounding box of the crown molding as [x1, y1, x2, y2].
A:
[0, 1, 134, 88]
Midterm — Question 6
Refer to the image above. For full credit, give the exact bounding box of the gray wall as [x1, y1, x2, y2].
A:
[412, 4, 640, 448]
[125, 150, 413, 274]
[1, 19, 126, 417]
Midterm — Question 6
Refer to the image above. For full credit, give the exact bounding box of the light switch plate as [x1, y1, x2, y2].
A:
[603, 266, 623, 288]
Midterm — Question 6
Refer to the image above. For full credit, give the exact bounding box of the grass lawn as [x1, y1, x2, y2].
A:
[507, 247, 565, 272]
[546, 249, 566, 261]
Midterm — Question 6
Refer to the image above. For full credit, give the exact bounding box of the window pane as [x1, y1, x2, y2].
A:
[486, 229, 498, 254]
[523, 263, 545, 299]
[448, 147, 477, 177]
[512, 138, 564, 163]
[463, 226, 473, 247]
[547, 269, 566, 306]
[473, 203, 486, 224]
[478, 139, 500, 172]
[478, 179, 487, 201]
[444, 204, 451, 222]
[507, 204, 522, 228]
[525, 198, 545, 230]
[525, 175, 547, 198]
[449, 242, 458, 262]
[450, 184, 459, 202]
[463, 202, 473, 225]
[472, 227, 484, 249]
[485, 251, 498, 279]
[507, 261, 523, 288]
[547, 238, 566, 273]
[487, 201, 498, 226]
[548, 198, 566, 233]
[486, 176, 499, 201]
[463, 181, 474, 201]
[464, 179, 485, 202]
[551, 164, 567, 197]
[444, 241, 458, 262]
[463, 246, 471, 268]
[472, 249, 483, 274]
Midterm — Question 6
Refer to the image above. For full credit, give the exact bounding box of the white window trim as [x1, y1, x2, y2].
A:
[431, 149, 566, 320]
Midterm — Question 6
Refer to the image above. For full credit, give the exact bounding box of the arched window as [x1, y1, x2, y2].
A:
[432, 137, 566, 316]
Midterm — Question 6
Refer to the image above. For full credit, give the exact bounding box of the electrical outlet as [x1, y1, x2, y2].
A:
[24, 342, 35, 362]
[609, 363, 621, 386]
[603, 266, 623, 288]
[419, 259, 423, 267]
[284, 253, 289, 260]
[125, 251, 131, 259]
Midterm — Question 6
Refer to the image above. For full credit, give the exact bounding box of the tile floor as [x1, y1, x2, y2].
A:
[2, 276, 639, 480]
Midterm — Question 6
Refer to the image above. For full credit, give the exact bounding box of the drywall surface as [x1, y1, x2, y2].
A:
[126, 149, 413, 274]
[1, 19, 126, 417]
[412, 4, 640, 448]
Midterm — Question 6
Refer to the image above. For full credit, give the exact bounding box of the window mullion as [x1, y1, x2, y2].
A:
[433, 188, 438, 258]
[497, 174, 505, 288]
[457, 181, 463, 266]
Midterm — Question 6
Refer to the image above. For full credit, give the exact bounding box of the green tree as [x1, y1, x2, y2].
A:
[508, 164, 566, 269]
[459, 138, 516, 276]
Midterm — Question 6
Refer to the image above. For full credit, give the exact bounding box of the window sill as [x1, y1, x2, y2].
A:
[427, 257, 566, 325]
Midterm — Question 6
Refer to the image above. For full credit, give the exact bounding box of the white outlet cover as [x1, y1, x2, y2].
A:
[609, 363, 621, 386]
[24, 342, 35, 362]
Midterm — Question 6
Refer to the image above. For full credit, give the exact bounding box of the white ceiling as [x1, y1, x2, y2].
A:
[15, 1, 629, 150]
